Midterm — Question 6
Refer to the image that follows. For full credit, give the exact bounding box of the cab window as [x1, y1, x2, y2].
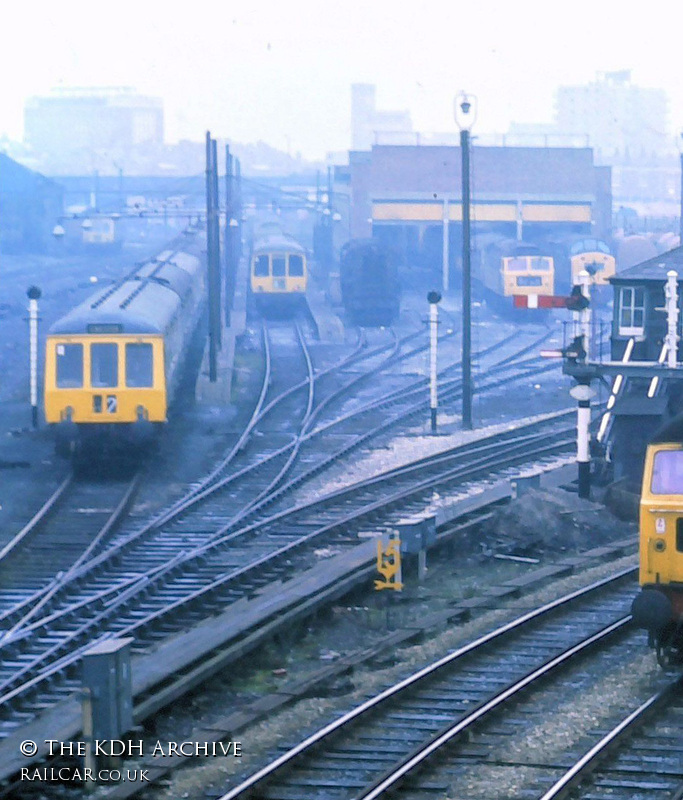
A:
[91, 343, 118, 388]
[56, 343, 83, 388]
[126, 343, 154, 387]
[651, 450, 683, 494]
[505, 258, 528, 272]
[254, 255, 269, 276]
[272, 256, 286, 276]
[288, 255, 304, 277]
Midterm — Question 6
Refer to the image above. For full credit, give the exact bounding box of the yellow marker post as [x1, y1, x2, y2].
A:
[374, 534, 403, 591]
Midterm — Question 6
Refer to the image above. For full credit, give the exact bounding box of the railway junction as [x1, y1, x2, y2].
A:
[0, 187, 677, 800]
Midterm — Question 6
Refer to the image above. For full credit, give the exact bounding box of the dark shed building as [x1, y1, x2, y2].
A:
[348, 144, 611, 286]
[0, 154, 63, 253]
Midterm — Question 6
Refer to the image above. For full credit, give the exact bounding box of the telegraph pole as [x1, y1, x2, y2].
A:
[211, 137, 221, 348]
[205, 131, 218, 382]
[225, 145, 234, 325]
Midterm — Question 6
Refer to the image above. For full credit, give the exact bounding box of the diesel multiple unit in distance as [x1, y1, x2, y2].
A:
[250, 232, 307, 314]
[631, 431, 683, 667]
[339, 238, 400, 326]
[44, 234, 205, 456]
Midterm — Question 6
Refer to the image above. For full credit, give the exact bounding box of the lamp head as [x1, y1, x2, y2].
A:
[454, 91, 477, 131]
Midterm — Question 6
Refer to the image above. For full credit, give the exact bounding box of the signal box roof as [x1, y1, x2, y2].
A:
[611, 245, 683, 283]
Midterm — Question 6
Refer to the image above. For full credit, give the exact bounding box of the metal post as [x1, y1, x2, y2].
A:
[211, 138, 222, 347]
[427, 291, 441, 433]
[235, 158, 242, 266]
[461, 127, 473, 430]
[225, 145, 234, 324]
[666, 270, 679, 368]
[442, 198, 449, 293]
[27, 286, 41, 428]
[205, 131, 217, 382]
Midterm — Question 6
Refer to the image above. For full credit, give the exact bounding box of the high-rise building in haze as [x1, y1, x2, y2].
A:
[24, 87, 164, 171]
[554, 71, 668, 162]
[351, 84, 412, 150]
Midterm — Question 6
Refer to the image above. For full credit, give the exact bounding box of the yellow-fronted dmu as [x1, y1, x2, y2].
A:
[45, 234, 205, 457]
[250, 232, 307, 315]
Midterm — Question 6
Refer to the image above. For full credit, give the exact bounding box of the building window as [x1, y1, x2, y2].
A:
[618, 286, 645, 335]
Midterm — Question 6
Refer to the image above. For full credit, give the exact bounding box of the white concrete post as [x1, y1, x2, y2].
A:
[27, 286, 41, 428]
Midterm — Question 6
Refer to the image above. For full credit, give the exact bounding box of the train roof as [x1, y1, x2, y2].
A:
[610, 244, 683, 284]
[49, 241, 204, 335]
[252, 234, 305, 256]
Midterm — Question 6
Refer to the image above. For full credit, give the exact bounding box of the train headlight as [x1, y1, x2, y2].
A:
[654, 538, 667, 552]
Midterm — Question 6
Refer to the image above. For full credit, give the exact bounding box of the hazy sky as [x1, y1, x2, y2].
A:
[3, 1, 682, 159]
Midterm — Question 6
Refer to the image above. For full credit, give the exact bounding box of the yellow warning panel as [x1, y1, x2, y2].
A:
[374, 535, 403, 591]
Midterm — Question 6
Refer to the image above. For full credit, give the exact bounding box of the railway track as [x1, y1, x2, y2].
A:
[218, 568, 639, 800]
[0, 408, 575, 750]
[0, 474, 140, 613]
[536, 676, 683, 800]
[0, 318, 567, 781]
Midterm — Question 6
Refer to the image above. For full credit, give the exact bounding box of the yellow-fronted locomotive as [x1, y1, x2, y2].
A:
[631, 433, 683, 666]
[249, 230, 307, 314]
[478, 239, 555, 313]
[44, 232, 205, 457]
[569, 238, 616, 287]
[501, 251, 554, 299]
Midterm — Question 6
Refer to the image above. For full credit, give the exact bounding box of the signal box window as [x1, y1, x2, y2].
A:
[619, 286, 645, 335]
[254, 255, 269, 276]
[91, 343, 118, 388]
[651, 450, 683, 494]
[126, 343, 154, 388]
[56, 343, 83, 388]
[272, 256, 286, 277]
[289, 255, 304, 277]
